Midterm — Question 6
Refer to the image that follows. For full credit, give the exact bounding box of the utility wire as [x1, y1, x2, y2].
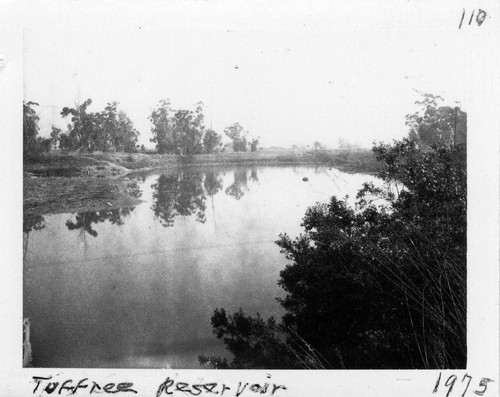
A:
[25, 238, 278, 269]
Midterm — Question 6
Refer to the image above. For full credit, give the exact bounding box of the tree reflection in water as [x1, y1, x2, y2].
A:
[204, 170, 224, 227]
[225, 168, 249, 200]
[151, 171, 207, 227]
[65, 208, 135, 246]
[204, 171, 223, 197]
[23, 213, 46, 262]
[24, 213, 46, 234]
[250, 167, 259, 183]
[150, 167, 260, 227]
[26, 167, 262, 249]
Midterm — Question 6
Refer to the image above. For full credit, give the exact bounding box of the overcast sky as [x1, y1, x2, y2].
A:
[23, 0, 481, 148]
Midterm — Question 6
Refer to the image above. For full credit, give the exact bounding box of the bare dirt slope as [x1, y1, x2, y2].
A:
[24, 177, 142, 215]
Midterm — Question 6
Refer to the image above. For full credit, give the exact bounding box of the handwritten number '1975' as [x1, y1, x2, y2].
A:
[459, 9, 487, 29]
[433, 372, 494, 396]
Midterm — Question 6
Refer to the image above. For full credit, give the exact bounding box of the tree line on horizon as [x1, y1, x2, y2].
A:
[149, 99, 259, 155]
[23, 100, 139, 158]
[23, 99, 260, 159]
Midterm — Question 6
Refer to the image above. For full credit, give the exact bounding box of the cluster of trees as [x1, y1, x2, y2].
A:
[149, 100, 258, 155]
[223, 122, 259, 152]
[24, 98, 259, 158]
[150, 100, 209, 155]
[210, 94, 467, 369]
[23, 100, 139, 157]
[56, 100, 139, 152]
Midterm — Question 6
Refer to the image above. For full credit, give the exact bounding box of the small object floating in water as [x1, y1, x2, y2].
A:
[106, 202, 112, 206]
[302, 177, 309, 182]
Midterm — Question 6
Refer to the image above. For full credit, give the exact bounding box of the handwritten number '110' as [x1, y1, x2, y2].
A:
[459, 9, 487, 29]
[433, 372, 494, 397]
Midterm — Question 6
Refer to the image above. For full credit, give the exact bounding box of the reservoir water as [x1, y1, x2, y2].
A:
[23, 165, 381, 368]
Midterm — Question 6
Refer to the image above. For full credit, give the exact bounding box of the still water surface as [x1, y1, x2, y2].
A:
[24, 165, 381, 368]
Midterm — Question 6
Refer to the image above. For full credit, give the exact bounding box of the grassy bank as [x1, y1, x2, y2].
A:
[24, 148, 381, 216]
[25, 148, 381, 175]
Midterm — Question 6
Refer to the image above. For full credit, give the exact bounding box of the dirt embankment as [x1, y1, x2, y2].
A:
[24, 177, 142, 215]
[24, 154, 131, 178]
[24, 153, 145, 215]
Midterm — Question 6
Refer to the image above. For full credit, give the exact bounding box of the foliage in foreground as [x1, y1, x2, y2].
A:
[212, 139, 466, 369]
[211, 97, 467, 369]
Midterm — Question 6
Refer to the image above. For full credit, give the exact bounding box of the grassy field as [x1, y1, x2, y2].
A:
[24, 148, 382, 215]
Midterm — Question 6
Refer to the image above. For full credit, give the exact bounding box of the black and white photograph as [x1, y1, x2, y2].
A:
[1, 0, 499, 395]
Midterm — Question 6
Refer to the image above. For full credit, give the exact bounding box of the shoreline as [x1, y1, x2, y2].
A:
[23, 150, 381, 216]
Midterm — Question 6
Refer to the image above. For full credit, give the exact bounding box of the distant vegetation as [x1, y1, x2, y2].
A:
[23, 96, 378, 175]
[22, 98, 270, 160]
[24, 99, 139, 158]
[23, 98, 257, 158]
[223, 122, 259, 152]
[149, 100, 205, 155]
[59, 100, 139, 153]
[149, 100, 259, 155]
[208, 94, 467, 369]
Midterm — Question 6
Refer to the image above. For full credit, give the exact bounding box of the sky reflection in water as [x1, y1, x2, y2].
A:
[23, 165, 381, 368]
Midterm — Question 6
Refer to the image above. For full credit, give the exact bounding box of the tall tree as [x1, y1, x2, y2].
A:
[117, 111, 139, 153]
[224, 123, 248, 152]
[250, 138, 259, 152]
[61, 99, 103, 152]
[59, 124, 76, 151]
[99, 102, 120, 151]
[97, 102, 139, 152]
[150, 100, 206, 155]
[23, 101, 51, 158]
[150, 99, 175, 154]
[50, 126, 62, 149]
[23, 101, 40, 159]
[406, 93, 467, 148]
[203, 129, 223, 154]
[171, 106, 204, 155]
